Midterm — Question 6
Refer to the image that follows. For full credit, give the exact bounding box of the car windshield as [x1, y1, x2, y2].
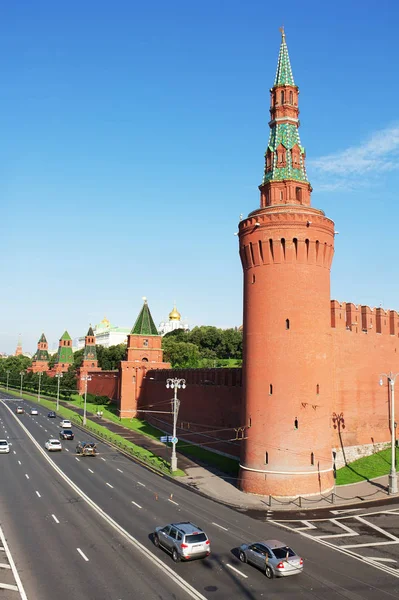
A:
[0, 441, 8, 446]
[50, 441, 59, 444]
[63, 430, 73, 434]
[185, 533, 207, 544]
[272, 547, 295, 559]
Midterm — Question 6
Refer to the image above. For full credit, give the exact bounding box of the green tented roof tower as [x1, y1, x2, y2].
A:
[83, 326, 97, 362]
[33, 333, 50, 362]
[131, 298, 159, 336]
[56, 330, 74, 365]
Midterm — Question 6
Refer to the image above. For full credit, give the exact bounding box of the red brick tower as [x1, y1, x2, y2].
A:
[28, 333, 50, 373]
[238, 29, 335, 497]
[15, 335, 23, 356]
[48, 331, 74, 375]
[119, 298, 170, 418]
[77, 326, 101, 393]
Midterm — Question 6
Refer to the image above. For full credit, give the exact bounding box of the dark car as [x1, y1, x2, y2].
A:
[48, 411, 57, 418]
[75, 441, 98, 456]
[59, 429, 74, 440]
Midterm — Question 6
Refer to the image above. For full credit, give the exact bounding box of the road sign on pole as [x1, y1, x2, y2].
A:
[160, 436, 168, 443]
[171, 437, 178, 445]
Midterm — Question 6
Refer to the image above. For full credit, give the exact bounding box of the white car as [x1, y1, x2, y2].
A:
[30, 408, 38, 415]
[0, 440, 10, 454]
[60, 420, 72, 428]
[45, 439, 62, 452]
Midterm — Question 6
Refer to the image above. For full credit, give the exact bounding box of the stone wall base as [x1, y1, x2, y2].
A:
[334, 441, 390, 469]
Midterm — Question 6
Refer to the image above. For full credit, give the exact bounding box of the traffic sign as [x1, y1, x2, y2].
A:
[171, 437, 178, 444]
[160, 436, 168, 443]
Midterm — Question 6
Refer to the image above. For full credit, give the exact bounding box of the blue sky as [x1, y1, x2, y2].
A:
[2, 0, 399, 353]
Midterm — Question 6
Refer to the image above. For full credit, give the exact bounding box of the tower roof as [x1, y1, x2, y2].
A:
[87, 326, 94, 337]
[274, 27, 295, 87]
[60, 330, 72, 341]
[38, 333, 47, 343]
[131, 298, 159, 336]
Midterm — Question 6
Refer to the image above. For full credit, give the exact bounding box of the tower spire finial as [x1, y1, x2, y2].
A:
[279, 25, 285, 38]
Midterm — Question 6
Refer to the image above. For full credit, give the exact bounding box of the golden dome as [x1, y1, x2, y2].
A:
[100, 316, 110, 328]
[169, 304, 181, 321]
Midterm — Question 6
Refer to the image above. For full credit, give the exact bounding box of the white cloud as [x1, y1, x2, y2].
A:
[308, 124, 399, 190]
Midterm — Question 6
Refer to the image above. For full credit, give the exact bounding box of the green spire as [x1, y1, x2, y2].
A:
[274, 27, 295, 87]
[131, 298, 159, 336]
[87, 326, 94, 337]
[39, 333, 47, 344]
[60, 330, 72, 341]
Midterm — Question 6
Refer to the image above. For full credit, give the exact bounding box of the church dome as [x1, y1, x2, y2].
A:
[97, 316, 111, 330]
[169, 304, 181, 321]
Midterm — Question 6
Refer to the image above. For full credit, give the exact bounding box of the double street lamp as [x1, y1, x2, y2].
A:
[380, 372, 399, 495]
[37, 372, 43, 403]
[81, 374, 92, 426]
[6, 370, 11, 391]
[166, 378, 186, 473]
[19, 371, 25, 398]
[55, 373, 63, 411]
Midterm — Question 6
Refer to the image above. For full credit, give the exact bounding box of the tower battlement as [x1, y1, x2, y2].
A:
[331, 300, 399, 336]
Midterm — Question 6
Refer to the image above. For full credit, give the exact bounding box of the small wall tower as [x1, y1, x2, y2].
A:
[15, 335, 23, 356]
[52, 330, 74, 374]
[28, 333, 49, 373]
[238, 29, 335, 497]
[77, 326, 101, 393]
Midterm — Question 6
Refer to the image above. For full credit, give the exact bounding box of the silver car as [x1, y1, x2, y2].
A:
[154, 522, 211, 562]
[239, 539, 303, 578]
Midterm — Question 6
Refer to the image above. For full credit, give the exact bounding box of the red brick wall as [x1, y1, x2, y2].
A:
[86, 371, 119, 401]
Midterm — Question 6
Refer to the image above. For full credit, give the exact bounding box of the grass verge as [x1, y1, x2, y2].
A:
[336, 446, 399, 485]
[0, 387, 184, 476]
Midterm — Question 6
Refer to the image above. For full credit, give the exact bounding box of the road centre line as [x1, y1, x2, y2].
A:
[2, 400, 209, 600]
[137, 481, 145, 487]
[75, 457, 80, 462]
[132, 501, 142, 509]
[13, 451, 16, 454]
[106, 483, 114, 488]
[212, 522, 228, 531]
[168, 499, 179, 506]
[25, 474, 29, 479]
[52, 515, 59, 524]
[77, 548, 89, 562]
[226, 564, 248, 578]
[100, 457, 106, 461]
[0, 524, 28, 600]
[35, 491, 41, 498]
[117, 468, 123, 473]
[88, 468, 94, 473]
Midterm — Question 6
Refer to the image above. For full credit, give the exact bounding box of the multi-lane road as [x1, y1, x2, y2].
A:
[1, 392, 399, 599]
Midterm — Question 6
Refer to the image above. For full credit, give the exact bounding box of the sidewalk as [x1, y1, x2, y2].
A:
[58, 399, 396, 512]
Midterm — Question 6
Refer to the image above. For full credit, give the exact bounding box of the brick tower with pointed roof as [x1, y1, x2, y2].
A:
[77, 326, 101, 393]
[238, 29, 335, 497]
[15, 335, 23, 356]
[28, 333, 50, 373]
[119, 298, 170, 417]
[51, 330, 74, 374]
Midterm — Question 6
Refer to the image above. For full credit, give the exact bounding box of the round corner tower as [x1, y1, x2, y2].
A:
[238, 29, 335, 498]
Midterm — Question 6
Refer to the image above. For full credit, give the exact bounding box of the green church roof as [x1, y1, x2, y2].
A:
[274, 28, 295, 87]
[60, 330, 72, 341]
[131, 298, 159, 336]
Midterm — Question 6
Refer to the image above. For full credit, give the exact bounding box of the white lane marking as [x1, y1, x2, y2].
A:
[342, 540, 399, 549]
[106, 483, 114, 489]
[137, 481, 145, 487]
[13, 451, 16, 454]
[25, 474, 29, 480]
[117, 468, 123, 473]
[44, 429, 47, 432]
[330, 508, 362, 515]
[212, 522, 228, 531]
[0, 583, 19, 591]
[226, 564, 248, 578]
[0, 524, 28, 599]
[2, 400, 208, 600]
[315, 519, 357, 539]
[168, 499, 179, 506]
[355, 515, 399, 541]
[17, 461, 21, 465]
[75, 457, 80, 462]
[100, 457, 106, 461]
[52, 514, 59, 524]
[0, 562, 11, 569]
[35, 491, 41, 498]
[65, 448, 69, 452]
[88, 468, 94, 474]
[294, 520, 318, 531]
[132, 501, 142, 509]
[77, 548, 89, 562]
[6, 436, 9, 439]
[366, 557, 397, 563]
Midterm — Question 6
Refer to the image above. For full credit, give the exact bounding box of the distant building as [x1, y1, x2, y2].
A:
[77, 317, 130, 350]
[158, 304, 189, 336]
[15, 336, 23, 356]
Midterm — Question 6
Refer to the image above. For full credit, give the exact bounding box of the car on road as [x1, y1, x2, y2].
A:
[59, 429, 74, 440]
[0, 440, 10, 454]
[75, 441, 98, 456]
[60, 419, 72, 428]
[45, 439, 62, 452]
[238, 540, 303, 579]
[48, 411, 56, 418]
[16, 406, 24, 414]
[30, 408, 38, 415]
[154, 522, 211, 562]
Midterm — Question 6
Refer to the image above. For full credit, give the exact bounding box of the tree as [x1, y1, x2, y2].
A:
[162, 339, 201, 368]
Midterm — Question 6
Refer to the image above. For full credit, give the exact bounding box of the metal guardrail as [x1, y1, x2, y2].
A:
[263, 488, 382, 508]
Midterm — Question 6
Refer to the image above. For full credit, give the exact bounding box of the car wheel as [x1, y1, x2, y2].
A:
[239, 551, 247, 563]
[154, 534, 160, 548]
[172, 549, 180, 563]
[265, 566, 273, 579]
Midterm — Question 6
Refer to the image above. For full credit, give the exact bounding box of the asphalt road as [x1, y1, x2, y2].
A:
[1, 392, 399, 600]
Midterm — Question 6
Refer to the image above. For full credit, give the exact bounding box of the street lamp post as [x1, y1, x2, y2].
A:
[166, 378, 186, 473]
[380, 372, 399, 495]
[6, 370, 11, 391]
[55, 373, 63, 411]
[81, 374, 92, 426]
[37, 372, 43, 403]
[19, 371, 25, 398]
